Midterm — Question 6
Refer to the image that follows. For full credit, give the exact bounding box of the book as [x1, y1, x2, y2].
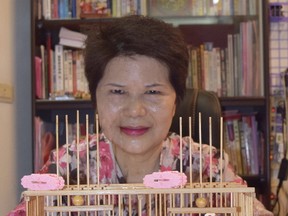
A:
[80, 0, 112, 17]
[190, 47, 199, 89]
[140, 0, 147, 15]
[71, 0, 77, 17]
[196, 47, 202, 89]
[148, 0, 192, 16]
[46, 32, 53, 95]
[241, 113, 259, 175]
[191, 0, 204, 16]
[250, 114, 260, 174]
[59, 27, 87, 42]
[227, 34, 234, 96]
[238, 120, 249, 175]
[54, 44, 64, 95]
[212, 45, 221, 95]
[51, 0, 59, 19]
[203, 42, 213, 91]
[232, 116, 243, 175]
[220, 48, 227, 96]
[42, 0, 52, 19]
[74, 50, 88, 97]
[49, 49, 55, 97]
[76, 0, 82, 18]
[186, 46, 193, 88]
[63, 49, 73, 95]
[35, 56, 43, 99]
[59, 37, 86, 49]
[233, 33, 240, 96]
[199, 44, 205, 90]
[72, 50, 77, 95]
[251, 20, 261, 96]
[40, 44, 48, 99]
[59, 0, 71, 18]
[223, 111, 243, 174]
[34, 117, 55, 172]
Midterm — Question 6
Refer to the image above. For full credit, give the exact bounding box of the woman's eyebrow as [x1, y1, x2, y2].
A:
[104, 83, 125, 87]
[145, 83, 165, 88]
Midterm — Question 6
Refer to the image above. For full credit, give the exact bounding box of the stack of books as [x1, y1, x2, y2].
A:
[59, 27, 87, 49]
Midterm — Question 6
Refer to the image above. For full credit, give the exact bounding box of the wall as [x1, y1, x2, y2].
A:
[0, 0, 32, 215]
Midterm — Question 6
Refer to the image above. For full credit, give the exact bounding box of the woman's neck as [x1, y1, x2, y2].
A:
[113, 145, 162, 183]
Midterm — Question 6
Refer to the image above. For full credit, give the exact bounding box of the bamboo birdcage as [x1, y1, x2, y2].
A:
[23, 113, 255, 215]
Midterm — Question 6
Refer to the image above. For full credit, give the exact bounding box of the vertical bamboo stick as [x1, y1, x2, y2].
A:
[189, 116, 192, 185]
[86, 114, 90, 187]
[179, 117, 183, 174]
[76, 110, 80, 189]
[199, 113, 203, 188]
[85, 114, 90, 215]
[209, 117, 212, 207]
[220, 117, 223, 209]
[179, 117, 184, 208]
[56, 115, 59, 176]
[96, 114, 100, 186]
[55, 115, 61, 212]
[65, 115, 70, 187]
[65, 115, 71, 216]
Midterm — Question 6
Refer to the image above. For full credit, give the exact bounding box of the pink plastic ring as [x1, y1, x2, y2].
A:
[143, 171, 187, 188]
[21, 173, 65, 190]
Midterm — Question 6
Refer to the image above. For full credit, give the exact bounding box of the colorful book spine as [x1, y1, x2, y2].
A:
[55, 44, 64, 95]
[35, 56, 43, 99]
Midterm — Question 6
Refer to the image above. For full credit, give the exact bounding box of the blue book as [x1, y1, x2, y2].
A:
[58, 0, 65, 18]
[71, 0, 77, 18]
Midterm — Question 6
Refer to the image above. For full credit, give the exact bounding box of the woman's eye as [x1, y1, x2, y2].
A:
[146, 90, 161, 95]
[111, 89, 125, 94]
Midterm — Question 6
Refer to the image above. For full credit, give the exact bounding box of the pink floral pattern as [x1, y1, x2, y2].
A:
[98, 140, 114, 180]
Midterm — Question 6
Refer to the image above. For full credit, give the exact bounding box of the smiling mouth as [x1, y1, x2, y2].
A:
[120, 127, 149, 136]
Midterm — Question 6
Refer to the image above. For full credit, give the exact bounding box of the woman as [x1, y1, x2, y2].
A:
[8, 15, 272, 215]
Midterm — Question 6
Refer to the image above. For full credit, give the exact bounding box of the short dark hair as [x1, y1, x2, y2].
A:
[84, 15, 189, 107]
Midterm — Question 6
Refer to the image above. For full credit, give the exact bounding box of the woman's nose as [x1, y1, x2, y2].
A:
[124, 96, 146, 117]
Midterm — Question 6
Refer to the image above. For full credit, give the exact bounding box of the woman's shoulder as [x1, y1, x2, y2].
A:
[39, 132, 112, 173]
[165, 132, 217, 154]
[44, 133, 109, 162]
[55, 133, 108, 151]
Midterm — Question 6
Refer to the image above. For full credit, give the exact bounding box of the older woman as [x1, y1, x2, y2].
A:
[8, 15, 272, 216]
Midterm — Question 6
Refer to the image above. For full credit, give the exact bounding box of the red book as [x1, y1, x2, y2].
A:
[52, 0, 59, 19]
[35, 56, 42, 99]
[46, 32, 52, 95]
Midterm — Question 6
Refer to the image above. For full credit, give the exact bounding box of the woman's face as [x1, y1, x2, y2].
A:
[96, 55, 176, 155]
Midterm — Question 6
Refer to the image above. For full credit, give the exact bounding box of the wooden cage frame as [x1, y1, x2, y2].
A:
[23, 113, 255, 215]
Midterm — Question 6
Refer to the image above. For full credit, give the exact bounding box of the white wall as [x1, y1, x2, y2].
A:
[0, 0, 32, 215]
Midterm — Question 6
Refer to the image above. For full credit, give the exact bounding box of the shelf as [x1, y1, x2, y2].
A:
[35, 96, 266, 110]
[36, 17, 116, 30]
[270, 16, 288, 22]
[160, 15, 258, 26]
[36, 15, 259, 29]
[35, 99, 93, 110]
[156, 16, 234, 26]
[219, 96, 266, 107]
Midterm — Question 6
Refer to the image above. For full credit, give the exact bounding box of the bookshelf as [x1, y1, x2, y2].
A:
[31, 0, 271, 210]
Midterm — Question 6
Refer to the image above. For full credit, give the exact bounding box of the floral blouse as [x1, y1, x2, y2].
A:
[40, 132, 241, 185]
[8, 132, 272, 216]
